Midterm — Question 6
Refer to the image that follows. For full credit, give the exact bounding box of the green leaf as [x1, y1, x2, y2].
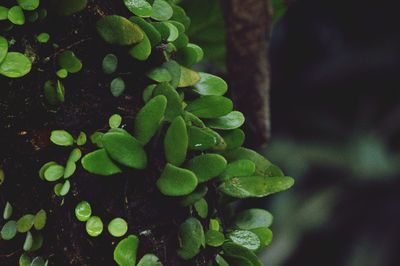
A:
[250, 227, 273, 249]
[153, 83, 183, 121]
[50, 130, 74, 146]
[23, 231, 33, 251]
[129, 17, 161, 47]
[36, 33, 50, 43]
[82, 149, 122, 176]
[0, 36, 8, 64]
[17, 0, 39, 11]
[64, 148, 81, 178]
[207, 111, 244, 130]
[44, 164, 65, 182]
[188, 126, 217, 151]
[161, 60, 181, 88]
[54, 180, 70, 196]
[0, 7, 9, 21]
[76, 132, 87, 146]
[86, 216, 103, 237]
[58, 50, 82, 73]
[219, 176, 294, 199]
[177, 218, 205, 260]
[180, 185, 208, 207]
[134, 95, 167, 145]
[209, 219, 220, 231]
[156, 163, 197, 196]
[16, 214, 35, 233]
[194, 198, 208, 219]
[177, 44, 204, 67]
[3, 201, 12, 220]
[102, 132, 147, 169]
[29, 231, 44, 252]
[164, 116, 188, 166]
[33, 209, 46, 230]
[114, 235, 139, 266]
[109, 114, 122, 129]
[124, 0, 152, 17]
[96, 15, 144, 45]
[8, 6, 25, 25]
[56, 80, 65, 102]
[1, 220, 17, 240]
[228, 230, 261, 251]
[0, 52, 32, 78]
[170, 4, 190, 30]
[108, 218, 128, 237]
[194, 72, 228, 96]
[75, 201, 92, 222]
[219, 159, 256, 181]
[205, 230, 225, 247]
[129, 33, 151, 61]
[220, 129, 245, 150]
[186, 153, 227, 183]
[164, 22, 179, 42]
[19, 253, 31, 266]
[186, 96, 233, 119]
[151, 0, 173, 21]
[38, 161, 57, 180]
[222, 242, 262, 266]
[50, 0, 87, 16]
[110, 77, 126, 97]
[178, 66, 200, 87]
[137, 254, 162, 266]
[0, 168, 4, 186]
[234, 208, 273, 230]
[147, 67, 172, 83]
[102, 54, 118, 74]
[56, 69, 68, 79]
[215, 254, 229, 266]
[90, 132, 104, 148]
[30, 257, 45, 266]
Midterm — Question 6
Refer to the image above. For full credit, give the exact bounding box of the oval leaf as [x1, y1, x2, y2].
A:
[186, 153, 227, 183]
[108, 218, 128, 237]
[114, 235, 139, 266]
[234, 208, 273, 230]
[96, 15, 144, 45]
[207, 111, 245, 130]
[82, 149, 122, 176]
[156, 163, 197, 196]
[193, 72, 227, 96]
[0, 52, 31, 78]
[177, 218, 205, 260]
[186, 96, 233, 119]
[164, 116, 188, 166]
[124, 0, 152, 17]
[137, 254, 162, 266]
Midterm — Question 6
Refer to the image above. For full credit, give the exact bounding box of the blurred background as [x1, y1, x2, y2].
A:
[182, 0, 400, 265]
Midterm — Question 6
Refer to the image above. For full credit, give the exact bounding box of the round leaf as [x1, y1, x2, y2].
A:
[16, 214, 35, 233]
[37, 33, 50, 43]
[228, 230, 261, 251]
[33, 209, 47, 230]
[186, 153, 227, 183]
[177, 218, 205, 260]
[186, 96, 233, 119]
[153, 83, 183, 121]
[137, 254, 162, 266]
[164, 116, 188, 166]
[96, 15, 144, 45]
[129, 33, 151, 61]
[180, 185, 208, 207]
[50, 130, 74, 146]
[111, 77, 126, 97]
[114, 235, 139, 266]
[1, 220, 17, 240]
[151, 0, 173, 21]
[178, 66, 200, 87]
[207, 111, 245, 130]
[147, 67, 172, 83]
[108, 218, 128, 237]
[129, 17, 161, 46]
[222, 242, 263, 266]
[109, 114, 122, 129]
[58, 50, 82, 73]
[102, 53, 118, 74]
[17, 0, 39, 11]
[30, 257, 45, 266]
[38, 161, 57, 180]
[221, 129, 245, 150]
[193, 72, 227, 96]
[234, 209, 273, 230]
[75, 201, 92, 222]
[205, 230, 225, 247]
[0, 52, 32, 78]
[81, 149, 122, 176]
[44, 164, 65, 182]
[54, 180, 70, 196]
[250, 227, 273, 248]
[86, 216, 103, 237]
[156, 163, 197, 196]
[188, 126, 217, 151]
[19, 254, 31, 266]
[8, 6, 25, 25]
[194, 198, 208, 219]
[124, 0, 152, 17]
[219, 159, 256, 181]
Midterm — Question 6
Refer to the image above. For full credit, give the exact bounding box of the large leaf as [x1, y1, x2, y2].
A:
[124, 0, 152, 17]
[193, 72, 227, 96]
[0, 52, 32, 78]
[185, 153, 227, 183]
[156, 163, 197, 196]
[206, 111, 245, 130]
[81, 149, 122, 176]
[129, 16, 161, 46]
[186, 96, 233, 119]
[233, 209, 273, 230]
[96, 15, 144, 45]
[222, 242, 262, 266]
[114, 235, 139, 266]
[177, 218, 205, 260]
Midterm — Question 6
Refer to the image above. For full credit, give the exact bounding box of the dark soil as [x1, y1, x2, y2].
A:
[0, 1, 214, 265]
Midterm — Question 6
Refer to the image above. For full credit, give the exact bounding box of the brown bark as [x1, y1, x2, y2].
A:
[221, 0, 272, 147]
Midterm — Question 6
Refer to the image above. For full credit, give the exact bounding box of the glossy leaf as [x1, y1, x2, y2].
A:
[86, 216, 103, 237]
[109, 114, 122, 129]
[114, 235, 139, 266]
[134, 95, 167, 145]
[76, 132, 87, 146]
[205, 230, 225, 247]
[147, 67, 172, 83]
[58, 50, 82, 73]
[164, 116, 188, 166]
[38, 161, 57, 180]
[23, 231, 33, 251]
[129, 16, 161, 46]
[177, 43, 204, 67]
[82, 149, 122, 176]
[102, 132, 147, 169]
[219, 159, 256, 181]
[234, 208, 273, 230]
[33, 209, 46, 230]
[137, 254, 162, 266]
[8, 6, 25, 25]
[17, 0, 39, 11]
[219, 175, 294, 199]
[16, 214, 35, 233]
[178, 66, 200, 87]
[193, 72, 227, 96]
[1, 220, 17, 240]
[220, 129, 245, 150]
[177, 218, 205, 260]
[0, 52, 32, 78]
[207, 111, 245, 130]
[50, 130, 74, 146]
[186, 96, 232, 119]
[44, 164, 65, 182]
[96, 15, 144, 45]
[124, 0, 152, 17]
[228, 230, 260, 251]
[37, 33, 50, 43]
[64, 148, 82, 178]
[75, 201, 92, 222]
[156, 163, 197, 196]
[19, 253, 31, 266]
[164, 22, 179, 42]
[222, 242, 262, 266]
[108, 218, 128, 237]
[129, 33, 151, 61]
[54, 180, 70, 196]
[250, 227, 273, 249]
[186, 153, 227, 183]
[188, 126, 216, 151]
[151, 0, 173, 21]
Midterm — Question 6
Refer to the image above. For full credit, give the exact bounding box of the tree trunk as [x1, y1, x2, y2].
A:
[221, 0, 272, 147]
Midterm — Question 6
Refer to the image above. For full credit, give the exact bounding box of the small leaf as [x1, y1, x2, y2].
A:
[29, 231, 44, 252]
[58, 50, 82, 73]
[129, 17, 161, 47]
[177, 218, 205, 260]
[30, 257, 45, 266]
[188, 126, 217, 151]
[228, 230, 261, 251]
[129, 33, 151, 61]
[220, 129, 245, 150]
[44, 164, 65, 182]
[110, 77, 126, 97]
[33, 209, 47, 230]
[102, 54, 118, 74]
[219, 176, 294, 199]
[180, 185, 208, 207]
[8, 6, 25, 25]
[36, 33, 50, 43]
[102, 132, 147, 169]
[16, 214, 35, 233]
[17, 0, 39, 11]
[50, 130, 74, 146]
[194, 198, 208, 219]
[250, 227, 273, 249]
[50, 0, 87, 16]
[108, 218, 128, 237]
[151, 0, 173, 21]
[124, 0, 152, 17]
[38, 161, 57, 180]
[1, 220, 17, 240]
[186, 154, 227, 183]
[0, 7, 9, 21]
[0, 36, 8, 63]
[178, 66, 200, 87]
[134, 95, 167, 145]
[156, 163, 197, 196]
[161, 60, 181, 88]
[96, 15, 144, 45]
[186, 96, 233, 119]
[219, 159, 256, 181]
[164, 22, 179, 42]
[19, 253, 31, 266]
[147, 67, 172, 83]
[215, 254, 229, 266]
[23, 231, 34, 251]
[3, 201, 12, 220]
[142, 84, 156, 102]
[56, 69, 68, 78]
[205, 230, 225, 247]
[137, 254, 162, 266]
[82, 149, 122, 176]
[177, 44, 204, 67]
[234, 209, 273, 230]
[90, 132, 104, 148]
[64, 148, 82, 178]
[164, 116, 188, 166]
[222, 242, 263, 266]
[54, 180, 70, 196]
[0, 52, 31, 78]
[207, 111, 245, 130]
[86, 216, 103, 237]
[109, 114, 122, 129]
[75, 201, 92, 222]
[153, 83, 183, 121]
[76, 132, 87, 146]
[114, 235, 139, 266]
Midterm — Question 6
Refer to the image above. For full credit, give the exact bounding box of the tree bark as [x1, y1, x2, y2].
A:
[221, 0, 272, 147]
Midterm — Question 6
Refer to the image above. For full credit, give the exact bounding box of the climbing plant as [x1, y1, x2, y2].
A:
[0, 0, 293, 265]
